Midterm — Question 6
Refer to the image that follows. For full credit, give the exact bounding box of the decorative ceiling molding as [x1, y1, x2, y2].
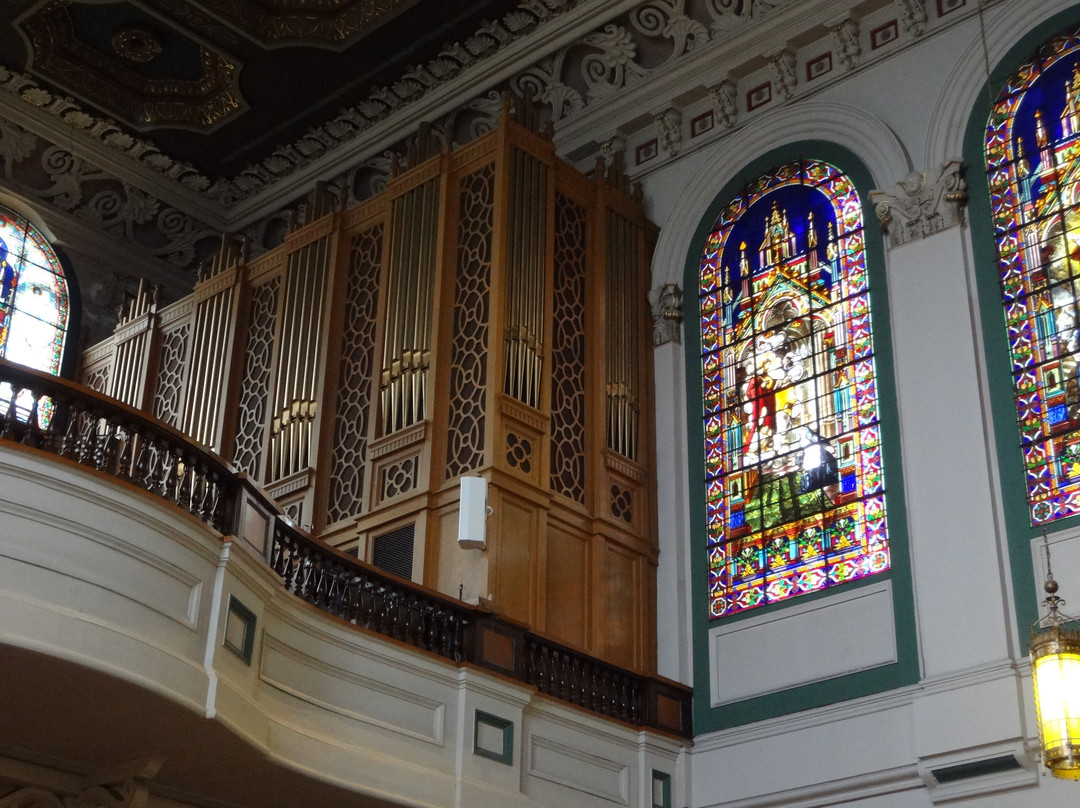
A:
[0, 64, 217, 192]
[0, 0, 995, 235]
[18, 0, 246, 133]
[0, 115, 218, 271]
[198, 0, 417, 47]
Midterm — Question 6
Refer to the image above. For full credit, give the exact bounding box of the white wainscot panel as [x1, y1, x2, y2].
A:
[259, 634, 445, 743]
[710, 580, 896, 705]
[527, 735, 629, 805]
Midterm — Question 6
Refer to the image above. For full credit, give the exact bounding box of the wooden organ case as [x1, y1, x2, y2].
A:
[80, 107, 659, 671]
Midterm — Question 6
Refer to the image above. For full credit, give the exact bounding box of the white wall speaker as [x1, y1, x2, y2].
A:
[458, 476, 488, 549]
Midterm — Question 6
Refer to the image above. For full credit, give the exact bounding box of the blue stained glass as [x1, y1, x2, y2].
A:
[0, 208, 69, 428]
[0, 208, 68, 377]
[698, 160, 891, 618]
[987, 27, 1080, 525]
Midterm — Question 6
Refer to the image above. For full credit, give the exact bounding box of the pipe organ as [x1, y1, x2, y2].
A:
[79, 105, 659, 671]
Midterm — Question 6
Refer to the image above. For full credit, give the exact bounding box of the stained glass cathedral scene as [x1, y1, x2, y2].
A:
[1, 1, 1080, 807]
[699, 161, 889, 617]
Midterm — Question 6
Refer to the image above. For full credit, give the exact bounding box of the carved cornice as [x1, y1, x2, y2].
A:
[201, 0, 412, 46]
[0, 66, 216, 194]
[0, 116, 217, 272]
[0, 0, 1005, 235]
[871, 160, 968, 249]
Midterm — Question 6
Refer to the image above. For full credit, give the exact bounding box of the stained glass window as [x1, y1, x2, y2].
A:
[698, 160, 889, 619]
[0, 207, 69, 375]
[986, 27, 1080, 526]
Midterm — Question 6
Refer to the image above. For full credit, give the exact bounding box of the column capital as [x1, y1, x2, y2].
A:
[871, 160, 967, 249]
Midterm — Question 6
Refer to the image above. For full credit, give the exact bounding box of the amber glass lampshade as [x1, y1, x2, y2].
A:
[1031, 534, 1080, 780]
[1031, 623, 1080, 779]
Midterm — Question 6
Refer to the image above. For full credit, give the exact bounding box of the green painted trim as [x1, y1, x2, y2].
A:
[963, 5, 1080, 641]
[651, 769, 672, 808]
[473, 710, 514, 765]
[224, 594, 257, 665]
[683, 142, 919, 734]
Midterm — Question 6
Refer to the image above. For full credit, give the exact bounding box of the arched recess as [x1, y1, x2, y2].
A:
[964, 3, 1080, 637]
[650, 101, 913, 690]
[652, 101, 911, 288]
[0, 203, 78, 378]
[679, 138, 918, 733]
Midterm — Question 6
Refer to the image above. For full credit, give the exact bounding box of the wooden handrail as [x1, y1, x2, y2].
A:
[0, 359, 692, 737]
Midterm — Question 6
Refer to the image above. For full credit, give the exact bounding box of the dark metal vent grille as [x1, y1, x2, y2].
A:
[372, 524, 415, 580]
[930, 755, 1022, 784]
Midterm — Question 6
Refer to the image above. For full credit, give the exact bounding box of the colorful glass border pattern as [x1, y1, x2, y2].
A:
[986, 25, 1080, 526]
[0, 207, 69, 376]
[699, 159, 890, 619]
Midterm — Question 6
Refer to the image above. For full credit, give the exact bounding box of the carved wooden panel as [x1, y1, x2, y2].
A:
[83, 362, 110, 396]
[380, 454, 419, 501]
[550, 192, 587, 503]
[327, 224, 383, 525]
[602, 541, 639, 669]
[152, 323, 189, 428]
[610, 483, 634, 525]
[233, 277, 280, 479]
[505, 432, 534, 474]
[445, 164, 494, 479]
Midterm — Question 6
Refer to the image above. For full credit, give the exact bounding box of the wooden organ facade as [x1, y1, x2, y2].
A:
[79, 108, 659, 671]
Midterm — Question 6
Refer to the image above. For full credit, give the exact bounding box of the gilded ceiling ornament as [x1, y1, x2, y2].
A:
[111, 26, 163, 63]
[203, 0, 413, 46]
[18, 4, 246, 133]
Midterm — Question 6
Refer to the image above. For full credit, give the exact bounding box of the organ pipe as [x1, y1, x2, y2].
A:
[78, 107, 658, 670]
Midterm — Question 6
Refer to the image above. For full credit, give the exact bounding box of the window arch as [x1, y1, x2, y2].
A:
[0, 206, 70, 376]
[698, 159, 889, 619]
[985, 25, 1080, 526]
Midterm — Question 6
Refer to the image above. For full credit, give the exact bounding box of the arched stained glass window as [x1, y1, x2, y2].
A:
[0, 207, 69, 375]
[698, 160, 889, 619]
[986, 27, 1080, 526]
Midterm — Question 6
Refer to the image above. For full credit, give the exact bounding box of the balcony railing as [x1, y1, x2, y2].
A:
[0, 359, 692, 738]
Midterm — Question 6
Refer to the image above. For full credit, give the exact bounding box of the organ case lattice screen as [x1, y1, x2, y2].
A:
[78, 109, 658, 671]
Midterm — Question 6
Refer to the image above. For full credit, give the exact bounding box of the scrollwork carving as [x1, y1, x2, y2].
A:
[512, 55, 584, 122]
[0, 787, 65, 808]
[630, 0, 708, 70]
[0, 120, 216, 270]
[871, 160, 968, 248]
[582, 24, 644, 100]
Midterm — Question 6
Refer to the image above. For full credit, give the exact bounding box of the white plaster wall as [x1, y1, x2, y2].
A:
[0, 443, 686, 808]
[642, 0, 1080, 805]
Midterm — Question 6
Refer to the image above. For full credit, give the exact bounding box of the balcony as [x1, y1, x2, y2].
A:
[0, 359, 690, 808]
